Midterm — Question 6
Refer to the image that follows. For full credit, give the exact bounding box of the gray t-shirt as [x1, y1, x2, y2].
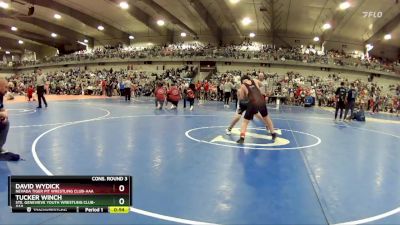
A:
[36, 74, 47, 86]
[223, 82, 234, 92]
[124, 80, 132, 88]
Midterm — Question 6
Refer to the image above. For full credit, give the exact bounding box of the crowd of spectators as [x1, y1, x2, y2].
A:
[3, 41, 400, 114]
[6, 65, 194, 98]
[204, 69, 400, 115]
[5, 42, 400, 74]
[5, 63, 400, 114]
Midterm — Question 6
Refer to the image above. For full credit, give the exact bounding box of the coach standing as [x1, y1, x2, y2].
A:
[0, 79, 9, 153]
[344, 83, 357, 121]
[36, 69, 48, 108]
[124, 78, 132, 101]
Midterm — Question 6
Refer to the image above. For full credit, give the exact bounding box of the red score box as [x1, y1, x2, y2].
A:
[28, 183, 131, 195]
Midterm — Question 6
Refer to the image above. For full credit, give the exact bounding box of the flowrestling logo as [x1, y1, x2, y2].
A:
[362, 11, 383, 18]
[211, 128, 290, 147]
[185, 126, 322, 151]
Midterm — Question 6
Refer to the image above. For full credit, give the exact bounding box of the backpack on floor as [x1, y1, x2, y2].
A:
[353, 110, 366, 122]
[304, 96, 313, 107]
[0, 152, 21, 161]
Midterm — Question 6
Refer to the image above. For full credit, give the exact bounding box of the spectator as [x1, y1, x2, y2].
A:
[0, 79, 10, 154]
[344, 83, 357, 121]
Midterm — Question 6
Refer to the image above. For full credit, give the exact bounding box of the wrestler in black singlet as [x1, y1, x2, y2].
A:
[243, 80, 269, 120]
[237, 99, 248, 115]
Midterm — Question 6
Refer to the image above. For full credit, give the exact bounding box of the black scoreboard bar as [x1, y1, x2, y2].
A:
[8, 176, 132, 214]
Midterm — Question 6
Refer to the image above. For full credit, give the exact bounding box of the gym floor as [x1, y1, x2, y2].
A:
[1, 96, 400, 225]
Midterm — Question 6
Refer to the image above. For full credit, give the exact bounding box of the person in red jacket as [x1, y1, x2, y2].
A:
[155, 82, 166, 110]
[204, 80, 210, 101]
[27, 85, 34, 102]
[167, 82, 181, 109]
[101, 80, 106, 96]
[196, 81, 202, 99]
[396, 96, 400, 117]
[187, 83, 196, 111]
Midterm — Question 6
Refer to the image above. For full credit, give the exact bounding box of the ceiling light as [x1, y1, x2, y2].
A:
[249, 32, 255, 38]
[0, 1, 9, 9]
[18, 40, 23, 44]
[77, 41, 87, 46]
[242, 17, 252, 26]
[313, 36, 320, 42]
[229, 0, 240, 4]
[322, 23, 332, 30]
[366, 44, 373, 51]
[180, 32, 187, 37]
[97, 25, 104, 31]
[339, 1, 350, 10]
[384, 34, 392, 40]
[51, 33, 58, 38]
[11, 26, 17, 31]
[129, 35, 134, 40]
[54, 14, 61, 19]
[157, 20, 165, 26]
[84, 39, 88, 43]
[5, 51, 10, 54]
[119, 1, 129, 9]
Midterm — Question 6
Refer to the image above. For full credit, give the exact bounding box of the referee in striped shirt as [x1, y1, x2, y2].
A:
[36, 69, 48, 108]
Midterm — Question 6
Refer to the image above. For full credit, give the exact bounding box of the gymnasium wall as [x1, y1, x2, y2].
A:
[216, 62, 400, 90]
[370, 45, 399, 61]
[0, 72, 14, 78]
[16, 61, 199, 75]
[217, 62, 367, 79]
[84, 61, 192, 72]
[36, 47, 58, 60]
[323, 36, 364, 52]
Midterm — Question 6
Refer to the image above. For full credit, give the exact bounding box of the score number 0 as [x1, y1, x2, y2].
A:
[114, 177, 129, 206]
[119, 185, 125, 205]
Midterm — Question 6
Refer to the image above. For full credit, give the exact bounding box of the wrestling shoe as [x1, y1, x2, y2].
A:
[271, 133, 277, 142]
[236, 137, 245, 144]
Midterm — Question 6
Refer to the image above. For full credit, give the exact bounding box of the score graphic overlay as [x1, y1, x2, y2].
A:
[8, 176, 132, 213]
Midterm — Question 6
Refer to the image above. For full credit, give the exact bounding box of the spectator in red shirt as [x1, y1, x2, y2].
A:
[196, 81, 202, 98]
[204, 80, 210, 100]
[296, 86, 302, 97]
[101, 80, 106, 96]
[167, 83, 181, 109]
[155, 82, 166, 110]
[27, 85, 34, 102]
[187, 83, 196, 111]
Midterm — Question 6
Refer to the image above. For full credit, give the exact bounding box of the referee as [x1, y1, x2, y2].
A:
[36, 69, 48, 108]
[335, 82, 346, 121]
[124, 77, 132, 101]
